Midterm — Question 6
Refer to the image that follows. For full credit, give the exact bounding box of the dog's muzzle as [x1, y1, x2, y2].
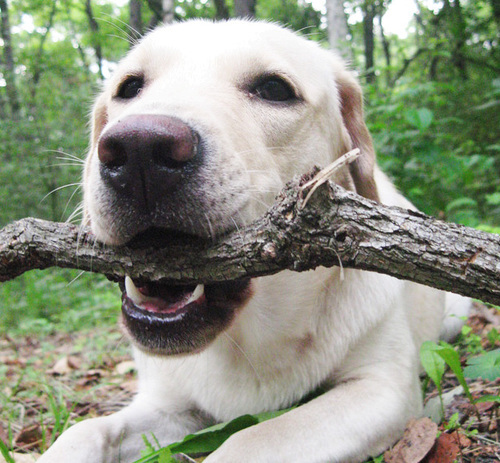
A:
[95, 115, 253, 354]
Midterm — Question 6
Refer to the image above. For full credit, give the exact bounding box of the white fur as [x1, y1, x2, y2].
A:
[38, 20, 470, 463]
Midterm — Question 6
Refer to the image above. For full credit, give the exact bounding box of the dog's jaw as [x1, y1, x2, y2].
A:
[120, 276, 253, 355]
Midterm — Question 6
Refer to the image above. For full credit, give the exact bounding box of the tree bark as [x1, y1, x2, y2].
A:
[84, 0, 104, 79]
[213, 0, 229, 20]
[325, 0, 351, 60]
[362, 0, 376, 84]
[0, 0, 20, 117]
[378, 14, 391, 86]
[1, 169, 499, 306]
[129, 0, 143, 38]
[234, 0, 256, 19]
[162, 0, 174, 24]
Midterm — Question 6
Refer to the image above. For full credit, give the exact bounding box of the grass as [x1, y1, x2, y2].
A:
[0, 271, 499, 462]
[0, 269, 120, 335]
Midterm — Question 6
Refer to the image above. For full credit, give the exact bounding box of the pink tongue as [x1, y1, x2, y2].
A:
[140, 295, 191, 313]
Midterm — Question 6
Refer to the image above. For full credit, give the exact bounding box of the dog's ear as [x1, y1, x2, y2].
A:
[336, 70, 379, 202]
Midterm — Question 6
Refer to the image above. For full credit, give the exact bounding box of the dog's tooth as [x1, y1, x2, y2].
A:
[186, 284, 205, 304]
[125, 276, 143, 305]
[125, 276, 156, 306]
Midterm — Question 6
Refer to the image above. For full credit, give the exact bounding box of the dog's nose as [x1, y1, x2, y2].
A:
[97, 115, 200, 205]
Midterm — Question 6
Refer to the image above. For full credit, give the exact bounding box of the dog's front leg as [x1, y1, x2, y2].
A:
[37, 395, 204, 463]
[204, 372, 421, 463]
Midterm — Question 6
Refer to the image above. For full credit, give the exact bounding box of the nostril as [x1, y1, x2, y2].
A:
[98, 137, 128, 169]
[152, 128, 200, 169]
[152, 140, 187, 169]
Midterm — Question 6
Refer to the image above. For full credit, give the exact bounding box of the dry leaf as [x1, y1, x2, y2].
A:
[48, 355, 80, 375]
[423, 431, 470, 463]
[384, 417, 438, 463]
[14, 424, 43, 449]
[115, 360, 136, 375]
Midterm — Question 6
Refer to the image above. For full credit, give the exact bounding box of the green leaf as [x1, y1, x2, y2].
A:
[420, 341, 446, 393]
[435, 342, 472, 403]
[157, 448, 173, 463]
[475, 395, 500, 404]
[132, 409, 293, 462]
[0, 439, 15, 463]
[464, 349, 500, 382]
[405, 108, 434, 131]
[169, 414, 259, 455]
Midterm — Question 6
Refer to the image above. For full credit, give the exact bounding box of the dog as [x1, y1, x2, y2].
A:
[38, 19, 470, 463]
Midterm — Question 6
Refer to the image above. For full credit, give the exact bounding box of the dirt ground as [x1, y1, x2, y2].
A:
[1, 304, 498, 463]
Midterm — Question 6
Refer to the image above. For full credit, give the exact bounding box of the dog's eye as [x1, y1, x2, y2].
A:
[116, 76, 144, 100]
[252, 76, 296, 103]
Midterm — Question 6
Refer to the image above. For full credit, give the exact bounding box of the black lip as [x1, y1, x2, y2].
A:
[121, 279, 252, 355]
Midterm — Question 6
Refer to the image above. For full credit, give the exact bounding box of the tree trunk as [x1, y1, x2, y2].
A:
[362, 0, 376, 84]
[0, 0, 20, 118]
[325, 0, 351, 60]
[129, 0, 143, 39]
[378, 14, 391, 86]
[30, 0, 57, 102]
[145, 0, 162, 28]
[491, 0, 500, 29]
[442, 0, 468, 80]
[1, 169, 499, 306]
[84, 0, 104, 79]
[234, 0, 256, 19]
[213, 0, 229, 20]
[162, 0, 174, 24]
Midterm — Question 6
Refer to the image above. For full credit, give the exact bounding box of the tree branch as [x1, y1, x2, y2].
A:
[1, 168, 499, 306]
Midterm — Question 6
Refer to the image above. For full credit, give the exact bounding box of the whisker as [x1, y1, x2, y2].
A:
[61, 185, 83, 221]
[67, 271, 86, 287]
[40, 183, 82, 204]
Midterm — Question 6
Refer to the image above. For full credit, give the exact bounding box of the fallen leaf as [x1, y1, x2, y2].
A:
[384, 417, 437, 463]
[423, 431, 470, 463]
[48, 355, 81, 375]
[14, 424, 43, 449]
[120, 379, 138, 394]
[115, 360, 136, 375]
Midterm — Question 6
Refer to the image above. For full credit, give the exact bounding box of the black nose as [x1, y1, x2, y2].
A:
[97, 115, 200, 207]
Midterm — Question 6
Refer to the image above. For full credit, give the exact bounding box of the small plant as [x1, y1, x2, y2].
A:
[133, 409, 292, 463]
[420, 341, 479, 421]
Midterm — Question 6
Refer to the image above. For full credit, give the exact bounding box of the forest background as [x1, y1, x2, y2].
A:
[0, 0, 499, 461]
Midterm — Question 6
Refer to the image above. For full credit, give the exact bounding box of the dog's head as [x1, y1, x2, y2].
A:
[83, 20, 378, 355]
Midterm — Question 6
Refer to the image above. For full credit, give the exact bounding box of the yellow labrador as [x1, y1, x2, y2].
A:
[39, 20, 469, 463]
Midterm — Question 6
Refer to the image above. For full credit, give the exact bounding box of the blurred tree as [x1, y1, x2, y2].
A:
[235, 0, 256, 18]
[326, 0, 351, 59]
[130, 0, 143, 36]
[0, 0, 20, 118]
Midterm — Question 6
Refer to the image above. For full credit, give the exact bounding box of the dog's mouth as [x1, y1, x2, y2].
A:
[123, 277, 207, 315]
[119, 268, 252, 356]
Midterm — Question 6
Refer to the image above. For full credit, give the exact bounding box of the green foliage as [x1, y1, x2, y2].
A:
[134, 409, 292, 462]
[367, 77, 500, 228]
[463, 349, 500, 381]
[420, 340, 476, 412]
[0, 439, 15, 463]
[256, 0, 326, 40]
[0, 270, 120, 334]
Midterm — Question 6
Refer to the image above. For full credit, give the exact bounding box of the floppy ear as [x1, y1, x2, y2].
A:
[337, 70, 379, 202]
